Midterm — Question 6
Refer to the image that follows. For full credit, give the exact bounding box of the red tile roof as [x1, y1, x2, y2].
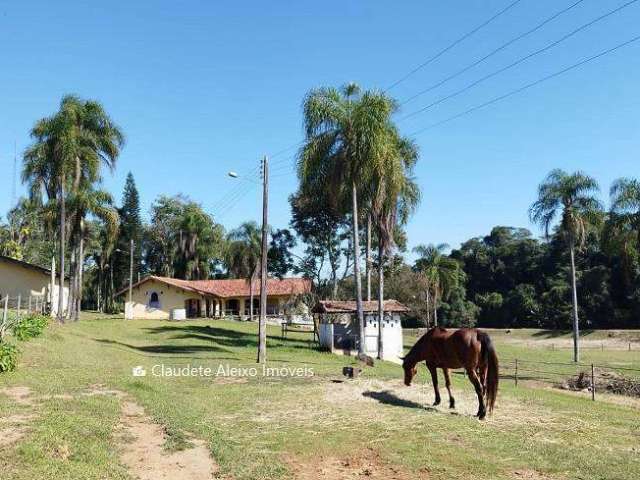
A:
[118, 276, 311, 298]
[312, 300, 410, 314]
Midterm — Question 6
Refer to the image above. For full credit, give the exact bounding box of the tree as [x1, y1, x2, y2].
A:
[529, 169, 602, 362]
[23, 95, 124, 322]
[145, 195, 223, 281]
[289, 191, 349, 298]
[298, 83, 397, 354]
[610, 177, 640, 256]
[225, 221, 261, 321]
[268, 228, 296, 278]
[413, 243, 463, 326]
[370, 131, 420, 358]
[114, 173, 143, 290]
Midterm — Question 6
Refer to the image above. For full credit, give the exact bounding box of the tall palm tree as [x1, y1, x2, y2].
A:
[413, 243, 461, 327]
[226, 221, 261, 320]
[23, 95, 123, 322]
[610, 177, 640, 255]
[298, 83, 396, 354]
[529, 169, 602, 362]
[67, 186, 119, 320]
[371, 132, 420, 358]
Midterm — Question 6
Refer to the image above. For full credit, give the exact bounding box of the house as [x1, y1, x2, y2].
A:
[0, 255, 69, 317]
[117, 275, 312, 320]
[313, 299, 409, 362]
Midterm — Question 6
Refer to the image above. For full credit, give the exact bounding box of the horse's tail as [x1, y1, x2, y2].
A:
[479, 331, 499, 413]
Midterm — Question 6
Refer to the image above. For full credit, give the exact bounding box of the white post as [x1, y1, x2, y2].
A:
[1, 296, 8, 339]
[17, 294, 21, 318]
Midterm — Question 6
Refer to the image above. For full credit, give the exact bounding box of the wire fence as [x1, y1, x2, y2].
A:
[0, 294, 49, 340]
[498, 357, 640, 401]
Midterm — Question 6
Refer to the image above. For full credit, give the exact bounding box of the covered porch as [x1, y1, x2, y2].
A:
[184, 296, 286, 319]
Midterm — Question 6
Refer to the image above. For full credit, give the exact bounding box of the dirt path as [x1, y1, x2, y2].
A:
[0, 385, 219, 479]
[117, 396, 217, 480]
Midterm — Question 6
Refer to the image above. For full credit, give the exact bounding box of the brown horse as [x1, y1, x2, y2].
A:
[402, 327, 499, 420]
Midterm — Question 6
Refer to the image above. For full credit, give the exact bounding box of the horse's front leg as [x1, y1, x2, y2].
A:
[442, 368, 455, 409]
[427, 364, 441, 406]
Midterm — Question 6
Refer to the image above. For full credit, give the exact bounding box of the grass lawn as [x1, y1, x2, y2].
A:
[0, 315, 639, 479]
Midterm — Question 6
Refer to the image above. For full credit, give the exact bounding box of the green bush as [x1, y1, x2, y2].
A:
[13, 313, 49, 341]
[0, 342, 18, 372]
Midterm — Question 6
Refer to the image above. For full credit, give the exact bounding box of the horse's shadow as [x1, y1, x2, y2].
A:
[362, 390, 437, 412]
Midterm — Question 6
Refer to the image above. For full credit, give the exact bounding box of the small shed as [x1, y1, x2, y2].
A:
[312, 300, 409, 361]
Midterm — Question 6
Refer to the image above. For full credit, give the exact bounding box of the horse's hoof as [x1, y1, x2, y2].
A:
[477, 411, 486, 420]
[449, 400, 455, 409]
[433, 400, 441, 406]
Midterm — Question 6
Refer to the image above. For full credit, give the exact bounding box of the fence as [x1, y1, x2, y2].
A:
[499, 357, 640, 401]
[0, 294, 48, 340]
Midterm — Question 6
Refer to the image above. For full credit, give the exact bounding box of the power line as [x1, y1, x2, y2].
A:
[213, 182, 257, 220]
[210, 162, 260, 213]
[409, 33, 640, 136]
[399, 0, 587, 106]
[400, 0, 639, 122]
[385, 0, 524, 92]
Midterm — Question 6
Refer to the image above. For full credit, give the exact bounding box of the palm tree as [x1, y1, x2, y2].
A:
[226, 222, 261, 320]
[23, 95, 123, 322]
[413, 243, 461, 327]
[529, 169, 602, 362]
[610, 177, 640, 254]
[371, 132, 420, 358]
[298, 83, 396, 354]
[67, 186, 119, 320]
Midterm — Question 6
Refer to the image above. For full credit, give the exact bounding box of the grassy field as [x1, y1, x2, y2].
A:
[1, 315, 639, 479]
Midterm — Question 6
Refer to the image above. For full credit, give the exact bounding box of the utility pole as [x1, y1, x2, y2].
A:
[129, 239, 134, 303]
[257, 156, 269, 364]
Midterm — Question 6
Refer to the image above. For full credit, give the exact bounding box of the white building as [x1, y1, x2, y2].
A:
[313, 300, 408, 362]
[0, 255, 69, 317]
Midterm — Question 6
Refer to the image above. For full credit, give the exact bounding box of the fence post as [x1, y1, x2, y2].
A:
[515, 358, 518, 387]
[28, 295, 32, 312]
[591, 364, 595, 401]
[1, 295, 8, 339]
[17, 294, 21, 318]
[630, 343, 632, 352]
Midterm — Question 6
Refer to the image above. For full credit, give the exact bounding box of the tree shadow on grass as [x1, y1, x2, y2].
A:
[143, 324, 318, 352]
[531, 329, 595, 339]
[362, 390, 436, 411]
[94, 338, 233, 356]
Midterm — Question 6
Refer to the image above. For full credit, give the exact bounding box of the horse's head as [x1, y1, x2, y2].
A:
[401, 357, 417, 386]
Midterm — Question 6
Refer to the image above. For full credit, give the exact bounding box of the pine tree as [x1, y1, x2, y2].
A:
[114, 172, 143, 291]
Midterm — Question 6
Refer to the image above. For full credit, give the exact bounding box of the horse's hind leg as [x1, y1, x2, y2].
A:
[478, 365, 488, 398]
[442, 368, 455, 409]
[466, 367, 486, 420]
[427, 364, 441, 406]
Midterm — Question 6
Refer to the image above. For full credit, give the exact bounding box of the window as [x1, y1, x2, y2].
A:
[148, 292, 160, 309]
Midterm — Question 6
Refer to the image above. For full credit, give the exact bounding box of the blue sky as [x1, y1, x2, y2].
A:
[1, 0, 639, 258]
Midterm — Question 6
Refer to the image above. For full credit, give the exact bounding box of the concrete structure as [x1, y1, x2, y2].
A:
[117, 275, 311, 320]
[313, 300, 409, 362]
[0, 255, 69, 316]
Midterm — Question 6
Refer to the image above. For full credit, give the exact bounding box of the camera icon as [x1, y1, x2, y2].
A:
[132, 366, 147, 377]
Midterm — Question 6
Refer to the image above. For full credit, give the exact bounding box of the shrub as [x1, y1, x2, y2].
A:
[13, 313, 49, 341]
[0, 342, 18, 373]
